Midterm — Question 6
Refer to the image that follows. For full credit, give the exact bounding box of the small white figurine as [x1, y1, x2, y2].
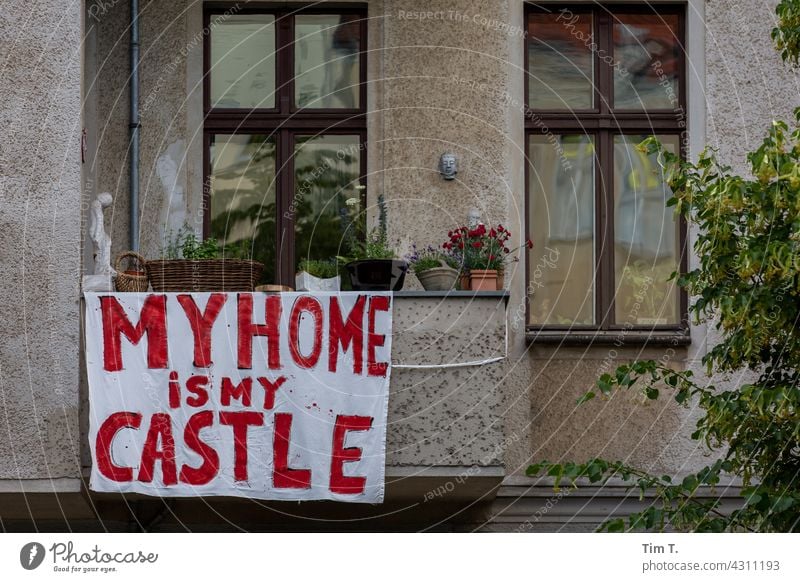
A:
[83, 192, 116, 291]
[467, 207, 481, 228]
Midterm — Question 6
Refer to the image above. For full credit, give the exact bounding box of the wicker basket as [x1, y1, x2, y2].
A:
[114, 252, 150, 292]
[146, 259, 264, 292]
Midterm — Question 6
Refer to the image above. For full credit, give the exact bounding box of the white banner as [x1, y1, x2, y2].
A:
[84, 292, 392, 503]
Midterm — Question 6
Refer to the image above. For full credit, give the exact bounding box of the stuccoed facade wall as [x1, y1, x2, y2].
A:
[85, 0, 199, 258]
[0, 2, 83, 487]
[82, 0, 800, 518]
[706, 0, 800, 172]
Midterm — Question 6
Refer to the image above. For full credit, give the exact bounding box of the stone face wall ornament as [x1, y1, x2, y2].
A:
[439, 153, 457, 180]
[83, 192, 116, 291]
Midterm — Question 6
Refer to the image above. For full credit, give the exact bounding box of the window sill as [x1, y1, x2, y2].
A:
[525, 329, 690, 347]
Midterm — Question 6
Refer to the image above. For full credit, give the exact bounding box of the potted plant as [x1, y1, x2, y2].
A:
[296, 259, 341, 292]
[340, 194, 407, 291]
[406, 245, 459, 291]
[147, 226, 264, 292]
[443, 223, 532, 291]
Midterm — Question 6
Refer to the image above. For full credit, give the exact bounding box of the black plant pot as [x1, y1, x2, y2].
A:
[346, 259, 408, 291]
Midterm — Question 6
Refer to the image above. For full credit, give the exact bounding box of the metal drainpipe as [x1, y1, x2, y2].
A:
[129, 0, 140, 252]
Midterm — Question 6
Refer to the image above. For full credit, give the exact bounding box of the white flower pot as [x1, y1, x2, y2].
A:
[295, 271, 341, 292]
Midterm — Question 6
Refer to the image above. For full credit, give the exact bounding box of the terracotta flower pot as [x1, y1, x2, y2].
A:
[458, 272, 470, 290]
[469, 269, 499, 291]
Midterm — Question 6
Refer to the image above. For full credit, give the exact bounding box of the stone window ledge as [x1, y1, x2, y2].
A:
[526, 330, 691, 347]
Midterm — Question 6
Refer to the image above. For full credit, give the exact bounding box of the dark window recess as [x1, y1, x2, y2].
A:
[204, 5, 367, 286]
[524, 4, 689, 336]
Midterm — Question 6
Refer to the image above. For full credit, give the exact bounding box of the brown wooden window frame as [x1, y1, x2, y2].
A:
[203, 3, 368, 287]
[524, 2, 690, 341]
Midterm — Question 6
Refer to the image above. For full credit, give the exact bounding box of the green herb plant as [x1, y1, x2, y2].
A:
[160, 225, 251, 260]
[298, 259, 339, 279]
[339, 193, 396, 261]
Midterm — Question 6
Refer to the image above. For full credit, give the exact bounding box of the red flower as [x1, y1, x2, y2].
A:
[526, 239, 534, 249]
[458, 242, 464, 249]
[471, 241, 482, 249]
[489, 228, 497, 238]
[489, 255, 495, 261]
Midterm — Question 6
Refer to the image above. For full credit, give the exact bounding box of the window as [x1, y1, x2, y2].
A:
[525, 4, 687, 334]
[204, 6, 366, 286]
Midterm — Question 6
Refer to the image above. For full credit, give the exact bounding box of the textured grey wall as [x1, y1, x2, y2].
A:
[0, 1, 83, 483]
[83, 0, 800, 489]
[706, 0, 800, 172]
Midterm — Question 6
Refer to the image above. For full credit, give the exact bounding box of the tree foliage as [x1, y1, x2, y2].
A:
[774, 0, 800, 65]
[529, 114, 800, 532]
[529, 0, 800, 533]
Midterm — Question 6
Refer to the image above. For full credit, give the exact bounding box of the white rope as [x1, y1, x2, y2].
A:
[391, 318, 509, 369]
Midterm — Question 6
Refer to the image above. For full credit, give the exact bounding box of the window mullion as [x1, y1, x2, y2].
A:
[597, 9, 611, 115]
[597, 129, 616, 330]
[277, 130, 293, 287]
[277, 11, 292, 115]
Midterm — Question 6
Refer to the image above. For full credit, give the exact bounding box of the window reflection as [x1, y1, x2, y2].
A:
[613, 14, 680, 109]
[295, 15, 361, 109]
[209, 135, 277, 282]
[293, 135, 362, 267]
[210, 15, 276, 109]
[528, 12, 594, 110]
[529, 134, 595, 325]
[613, 135, 680, 325]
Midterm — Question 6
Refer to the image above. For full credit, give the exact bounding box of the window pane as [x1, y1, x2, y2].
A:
[210, 15, 276, 108]
[528, 12, 594, 110]
[295, 15, 361, 109]
[614, 135, 680, 325]
[613, 14, 680, 109]
[529, 134, 595, 325]
[209, 134, 277, 283]
[293, 135, 362, 269]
